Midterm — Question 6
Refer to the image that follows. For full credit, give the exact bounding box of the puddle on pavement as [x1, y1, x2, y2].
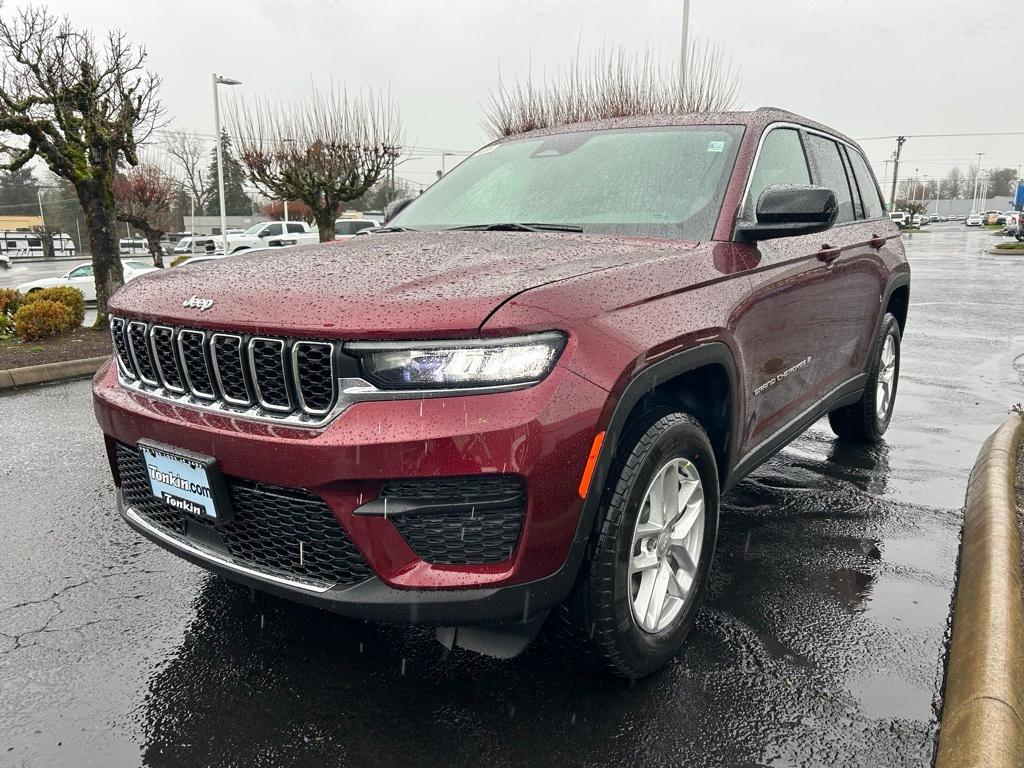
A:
[847, 671, 934, 721]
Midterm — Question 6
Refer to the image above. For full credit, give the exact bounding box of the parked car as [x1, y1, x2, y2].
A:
[18, 260, 157, 302]
[95, 107, 909, 677]
[334, 218, 380, 240]
[889, 211, 908, 227]
[995, 211, 1018, 225]
[983, 211, 1000, 225]
[911, 214, 925, 226]
[965, 214, 983, 226]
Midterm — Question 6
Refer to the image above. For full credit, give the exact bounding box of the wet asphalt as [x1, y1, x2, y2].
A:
[2, 225, 1023, 768]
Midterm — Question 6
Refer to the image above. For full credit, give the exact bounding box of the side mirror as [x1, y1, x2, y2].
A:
[736, 185, 838, 241]
[384, 197, 415, 223]
[258, 229, 269, 238]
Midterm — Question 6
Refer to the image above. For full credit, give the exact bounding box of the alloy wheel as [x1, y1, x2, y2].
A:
[627, 457, 706, 634]
[876, 333, 897, 421]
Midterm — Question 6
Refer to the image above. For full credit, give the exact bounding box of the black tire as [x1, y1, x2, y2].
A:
[828, 312, 901, 441]
[551, 410, 720, 678]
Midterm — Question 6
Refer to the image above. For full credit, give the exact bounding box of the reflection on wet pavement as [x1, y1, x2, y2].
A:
[1, 226, 1022, 767]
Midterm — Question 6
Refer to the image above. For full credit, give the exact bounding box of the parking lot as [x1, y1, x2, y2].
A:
[1, 225, 1022, 767]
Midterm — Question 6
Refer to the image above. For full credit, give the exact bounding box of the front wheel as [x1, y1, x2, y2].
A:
[552, 411, 719, 678]
[828, 312, 901, 441]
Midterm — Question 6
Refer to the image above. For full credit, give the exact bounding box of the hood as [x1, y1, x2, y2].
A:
[109, 231, 697, 338]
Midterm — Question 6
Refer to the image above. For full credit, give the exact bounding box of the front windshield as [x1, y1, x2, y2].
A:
[243, 223, 266, 235]
[391, 125, 744, 240]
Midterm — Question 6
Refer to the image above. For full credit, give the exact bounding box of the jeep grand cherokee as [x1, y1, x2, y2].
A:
[93, 108, 909, 677]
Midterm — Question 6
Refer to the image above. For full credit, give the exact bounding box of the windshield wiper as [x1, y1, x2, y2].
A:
[444, 222, 584, 233]
[368, 225, 418, 234]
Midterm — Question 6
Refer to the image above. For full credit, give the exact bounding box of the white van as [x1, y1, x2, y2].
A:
[888, 212, 908, 227]
[119, 238, 150, 255]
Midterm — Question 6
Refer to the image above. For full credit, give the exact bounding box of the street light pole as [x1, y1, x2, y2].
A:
[212, 73, 241, 254]
[971, 152, 984, 213]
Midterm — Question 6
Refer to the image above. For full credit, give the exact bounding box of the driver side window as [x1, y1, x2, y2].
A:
[744, 128, 811, 218]
[69, 265, 93, 278]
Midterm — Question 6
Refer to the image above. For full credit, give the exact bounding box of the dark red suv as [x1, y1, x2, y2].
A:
[93, 108, 909, 677]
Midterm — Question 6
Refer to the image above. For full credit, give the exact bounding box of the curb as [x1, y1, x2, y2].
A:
[935, 414, 1024, 768]
[0, 356, 109, 390]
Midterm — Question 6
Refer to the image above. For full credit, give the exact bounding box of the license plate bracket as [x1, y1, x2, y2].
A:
[137, 438, 233, 522]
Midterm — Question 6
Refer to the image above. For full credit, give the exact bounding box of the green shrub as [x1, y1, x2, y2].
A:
[13, 299, 75, 341]
[0, 287, 21, 316]
[22, 286, 85, 328]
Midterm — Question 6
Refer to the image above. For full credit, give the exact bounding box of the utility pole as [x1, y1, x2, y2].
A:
[36, 189, 46, 231]
[888, 135, 906, 211]
[679, 0, 691, 104]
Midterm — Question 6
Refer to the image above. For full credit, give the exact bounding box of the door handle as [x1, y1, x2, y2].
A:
[817, 245, 841, 263]
[869, 234, 887, 249]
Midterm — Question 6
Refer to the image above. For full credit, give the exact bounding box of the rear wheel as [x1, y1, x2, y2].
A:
[552, 411, 719, 678]
[828, 312, 901, 441]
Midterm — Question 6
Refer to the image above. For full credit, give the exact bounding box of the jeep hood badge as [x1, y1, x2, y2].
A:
[182, 295, 214, 312]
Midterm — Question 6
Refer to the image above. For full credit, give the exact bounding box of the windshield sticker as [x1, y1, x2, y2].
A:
[706, 140, 725, 153]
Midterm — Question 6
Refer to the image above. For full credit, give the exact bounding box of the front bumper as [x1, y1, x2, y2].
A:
[93, 357, 608, 623]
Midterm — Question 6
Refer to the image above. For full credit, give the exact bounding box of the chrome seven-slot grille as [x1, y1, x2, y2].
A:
[110, 316, 338, 422]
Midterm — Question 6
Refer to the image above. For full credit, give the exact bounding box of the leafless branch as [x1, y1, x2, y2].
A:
[163, 130, 207, 206]
[483, 40, 741, 138]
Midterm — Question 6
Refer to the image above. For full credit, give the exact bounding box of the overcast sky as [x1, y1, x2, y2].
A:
[17, 0, 1024, 198]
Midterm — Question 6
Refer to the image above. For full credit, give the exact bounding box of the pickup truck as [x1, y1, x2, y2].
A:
[223, 221, 319, 252]
[96, 107, 909, 677]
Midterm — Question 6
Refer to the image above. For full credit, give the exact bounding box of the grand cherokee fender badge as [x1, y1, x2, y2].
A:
[182, 295, 214, 312]
[754, 356, 812, 396]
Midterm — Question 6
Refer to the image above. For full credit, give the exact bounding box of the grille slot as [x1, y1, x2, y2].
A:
[293, 342, 335, 414]
[127, 321, 159, 385]
[110, 316, 341, 423]
[211, 334, 251, 406]
[249, 337, 291, 411]
[150, 325, 185, 393]
[110, 318, 135, 379]
[115, 442, 373, 587]
[382, 476, 526, 565]
[178, 329, 216, 400]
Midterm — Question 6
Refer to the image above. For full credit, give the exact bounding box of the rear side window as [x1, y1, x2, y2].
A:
[847, 150, 885, 219]
[745, 128, 810, 216]
[804, 134, 856, 224]
[286, 222, 305, 233]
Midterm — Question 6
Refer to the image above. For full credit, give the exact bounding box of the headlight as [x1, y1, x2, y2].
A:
[347, 332, 566, 389]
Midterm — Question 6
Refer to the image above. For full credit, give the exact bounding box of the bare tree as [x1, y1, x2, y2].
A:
[114, 164, 178, 267]
[164, 131, 208, 212]
[229, 87, 401, 242]
[941, 166, 966, 199]
[965, 164, 981, 200]
[0, 5, 163, 325]
[484, 40, 741, 138]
